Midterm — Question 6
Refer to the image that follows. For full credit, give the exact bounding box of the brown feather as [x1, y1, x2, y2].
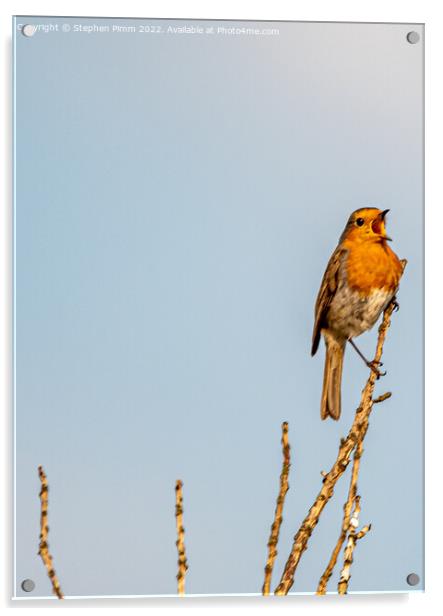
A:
[321, 333, 345, 420]
[311, 247, 347, 356]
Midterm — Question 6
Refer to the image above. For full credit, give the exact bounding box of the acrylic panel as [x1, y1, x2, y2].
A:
[13, 16, 424, 599]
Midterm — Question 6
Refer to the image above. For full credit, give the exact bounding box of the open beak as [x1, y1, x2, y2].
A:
[372, 209, 392, 240]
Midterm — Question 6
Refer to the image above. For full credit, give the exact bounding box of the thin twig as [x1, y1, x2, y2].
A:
[316, 373, 393, 591]
[175, 480, 188, 595]
[262, 421, 291, 595]
[37, 465, 64, 599]
[337, 496, 371, 594]
[316, 437, 364, 594]
[373, 392, 392, 404]
[274, 297, 398, 595]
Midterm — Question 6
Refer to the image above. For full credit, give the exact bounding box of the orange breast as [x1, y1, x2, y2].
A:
[344, 241, 403, 295]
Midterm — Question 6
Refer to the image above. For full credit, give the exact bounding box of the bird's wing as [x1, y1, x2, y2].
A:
[311, 246, 348, 356]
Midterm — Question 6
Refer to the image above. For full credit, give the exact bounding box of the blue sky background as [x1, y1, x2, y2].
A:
[14, 17, 423, 597]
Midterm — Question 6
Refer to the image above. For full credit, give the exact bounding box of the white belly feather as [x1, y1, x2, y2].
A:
[327, 284, 394, 339]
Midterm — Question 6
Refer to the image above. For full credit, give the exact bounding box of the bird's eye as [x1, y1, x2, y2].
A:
[355, 218, 365, 227]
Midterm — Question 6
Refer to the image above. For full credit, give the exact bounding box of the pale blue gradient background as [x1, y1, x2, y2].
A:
[14, 17, 423, 597]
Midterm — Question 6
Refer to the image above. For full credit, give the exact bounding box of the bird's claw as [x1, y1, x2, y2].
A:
[391, 297, 400, 312]
[367, 360, 386, 379]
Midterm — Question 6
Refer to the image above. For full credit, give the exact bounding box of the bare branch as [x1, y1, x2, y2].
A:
[37, 465, 64, 599]
[274, 299, 397, 595]
[175, 480, 188, 595]
[337, 496, 371, 594]
[316, 437, 363, 594]
[262, 421, 291, 595]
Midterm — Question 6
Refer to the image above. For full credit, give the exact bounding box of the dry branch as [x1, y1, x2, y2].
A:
[37, 465, 64, 599]
[337, 496, 371, 594]
[262, 421, 291, 595]
[175, 480, 188, 595]
[274, 297, 398, 596]
[316, 436, 364, 594]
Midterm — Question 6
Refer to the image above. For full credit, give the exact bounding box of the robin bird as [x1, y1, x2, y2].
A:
[311, 207, 406, 420]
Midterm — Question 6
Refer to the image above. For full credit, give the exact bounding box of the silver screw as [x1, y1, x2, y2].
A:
[21, 579, 35, 592]
[22, 24, 37, 37]
[406, 573, 420, 586]
[406, 31, 420, 44]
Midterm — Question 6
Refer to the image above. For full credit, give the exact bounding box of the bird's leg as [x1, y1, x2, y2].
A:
[348, 338, 387, 379]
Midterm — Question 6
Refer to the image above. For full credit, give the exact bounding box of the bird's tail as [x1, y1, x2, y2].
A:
[321, 333, 345, 420]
